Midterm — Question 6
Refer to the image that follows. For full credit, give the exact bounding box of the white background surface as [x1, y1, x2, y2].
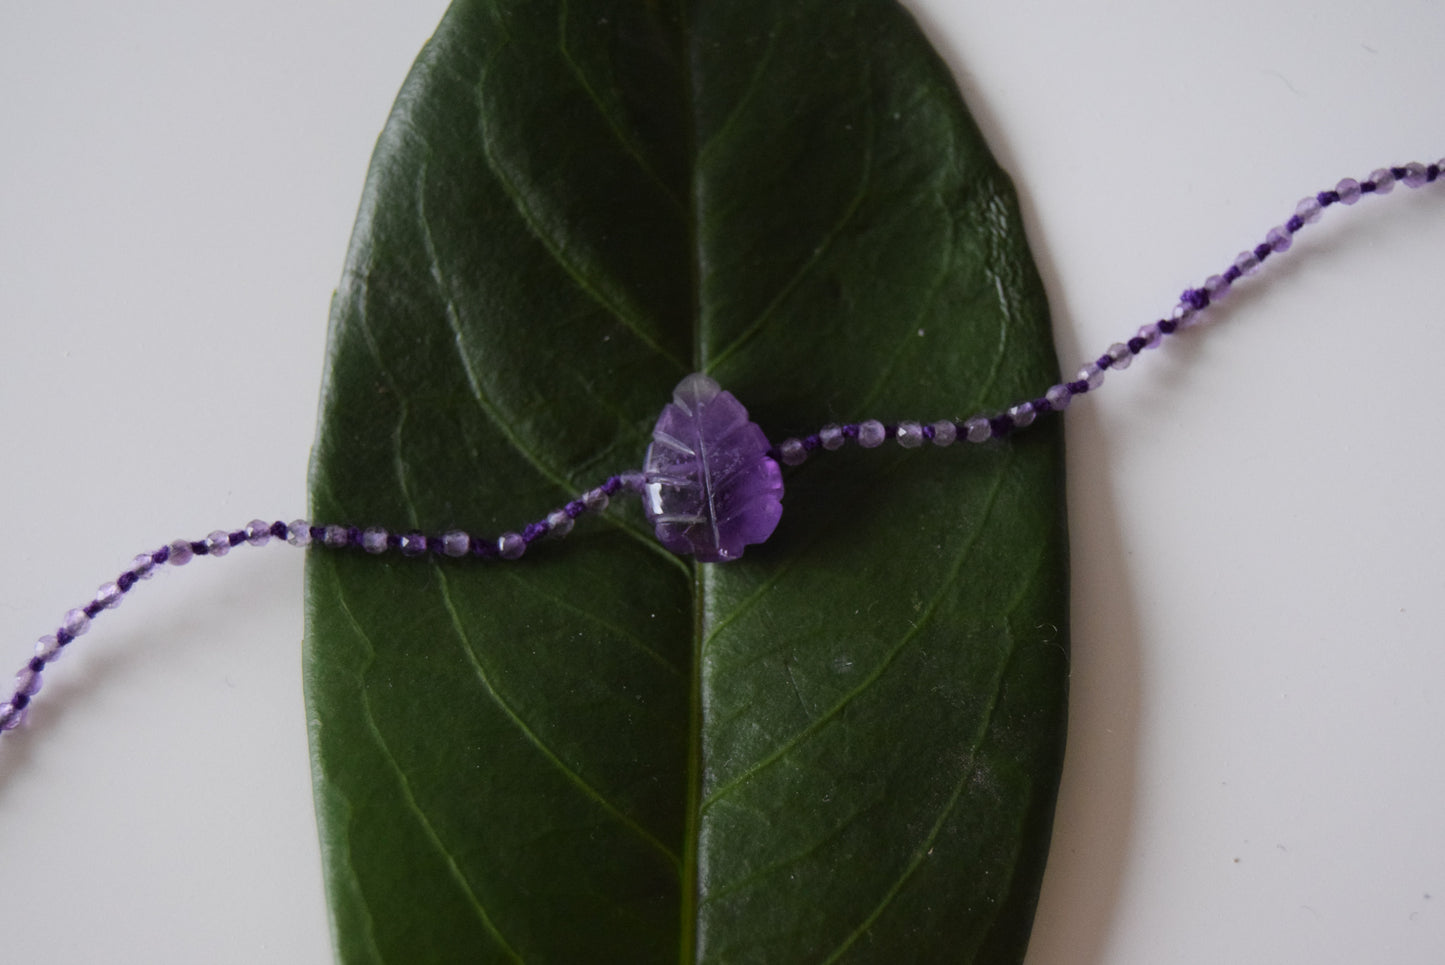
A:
[1, 1, 1442, 962]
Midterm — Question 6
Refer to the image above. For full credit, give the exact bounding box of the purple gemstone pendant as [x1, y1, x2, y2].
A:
[643, 374, 784, 562]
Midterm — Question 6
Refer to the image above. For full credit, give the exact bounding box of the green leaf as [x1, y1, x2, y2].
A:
[303, 1, 1069, 961]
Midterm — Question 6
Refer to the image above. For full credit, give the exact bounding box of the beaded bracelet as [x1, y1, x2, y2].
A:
[2, 159, 1439, 736]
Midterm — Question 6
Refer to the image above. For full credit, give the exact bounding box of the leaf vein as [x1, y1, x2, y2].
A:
[473, 50, 688, 371]
[435, 568, 683, 870]
[706, 61, 876, 371]
[701, 454, 1012, 810]
[333, 580, 524, 962]
[557, 0, 686, 212]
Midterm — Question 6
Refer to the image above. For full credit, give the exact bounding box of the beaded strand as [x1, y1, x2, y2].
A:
[2, 160, 1438, 737]
[766, 160, 1443, 465]
[0, 474, 642, 734]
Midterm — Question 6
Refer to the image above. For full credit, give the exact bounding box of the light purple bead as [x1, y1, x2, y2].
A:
[205, 530, 231, 557]
[35, 635, 61, 662]
[963, 416, 992, 443]
[362, 528, 389, 554]
[1007, 402, 1036, 428]
[15, 668, 42, 697]
[857, 420, 886, 448]
[1106, 343, 1132, 371]
[1203, 273, 1230, 302]
[895, 422, 924, 449]
[1369, 168, 1395, 194]
[930, 421, 957, 446]
[324, 525, 349, 549]
[1265, 226, 1292, 253]
[583, 487, 610, 512]
[63, 608, 91, 637]
[131, 554, 157, 580]
[244, 519, 272, 546]
[94, 582, 123, 610]
[1076, 363, 1104, 390]
[1294, 196, 1322, 224]
[286, 520, 312, 547]
[1402, 162, 1428, 187]
[819, 424, 845, 450]
[1233, 250, 1261, 276]
[168, 539, 194, 566]
[0, 703, 22, 731]
[642, 374, 784, 563]
[777, 437, 808, 465]
[546, 509, 574, 538]
[1336, 178, 1362, 205]
[1044, 384, 1072, 411]
[399, 533, 427, 556]
[440, 531, 470, 558]
[1137, 323, 1163, 349]
[497, 532, 526, 560]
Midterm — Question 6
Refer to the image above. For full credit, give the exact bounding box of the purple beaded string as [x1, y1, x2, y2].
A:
[4, 160, 1438, 737]
[766, 160, 1443, 466]
[0, 474, 643, 735]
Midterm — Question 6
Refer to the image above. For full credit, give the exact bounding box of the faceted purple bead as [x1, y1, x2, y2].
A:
[643, 373, 784, 562]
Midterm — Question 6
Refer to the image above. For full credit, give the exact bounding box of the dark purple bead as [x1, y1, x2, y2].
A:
[642, 373, 784, 563]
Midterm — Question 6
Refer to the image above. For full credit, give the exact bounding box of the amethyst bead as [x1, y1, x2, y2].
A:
[642, 373, 784, 563]
[856, 420, 886, 448]
[545, 509, 574, 538]
[167, 539, 194, 566]
[1007, 402, 1036, 428]
[286, 520, 312, 547]
[35, 635, 61, 662]
[205, 530, 232, 557]
[1136, 323, 1163, 350]
[497, 533, 526, 560]
[963, 416, 992, 443]
[1233, 250, 1261, 276]
[777, 437, 808, 465]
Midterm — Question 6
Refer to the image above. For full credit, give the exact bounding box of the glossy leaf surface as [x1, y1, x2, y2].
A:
[304, 1, 1069, 961]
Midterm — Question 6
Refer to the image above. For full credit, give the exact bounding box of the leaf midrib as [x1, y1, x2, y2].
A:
[678, 1, 706, 958]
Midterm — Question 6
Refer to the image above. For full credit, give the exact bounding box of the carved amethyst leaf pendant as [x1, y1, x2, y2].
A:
[643, 373, 784, 562]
